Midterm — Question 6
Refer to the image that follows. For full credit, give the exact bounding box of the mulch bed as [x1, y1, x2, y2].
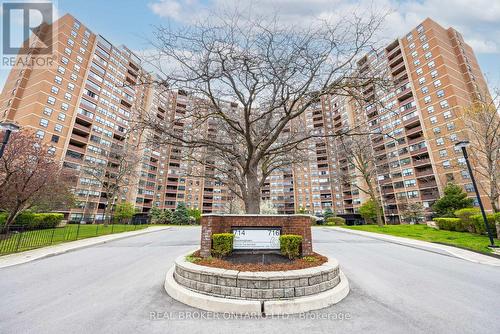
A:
[189, 250, 328, 272]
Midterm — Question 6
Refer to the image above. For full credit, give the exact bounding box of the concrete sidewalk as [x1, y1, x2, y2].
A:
[0, 226, 170, 269]
[330, 226, 500, 267]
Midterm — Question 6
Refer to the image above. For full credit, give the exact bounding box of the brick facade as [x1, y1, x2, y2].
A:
[200, 214, 313, 258]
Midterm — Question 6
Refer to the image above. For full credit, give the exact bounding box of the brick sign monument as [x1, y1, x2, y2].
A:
[199, 214, 313, 258]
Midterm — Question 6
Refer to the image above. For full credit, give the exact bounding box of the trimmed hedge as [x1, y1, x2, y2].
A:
[279, 234, 302, 259]
[434, 218, 463, 231]
[211, 233, 234, 258]
[1, 212, 63, 230]
[471, 213, 499, 238]
[454, 208, 480, 232]
[326, 217, 346, 226]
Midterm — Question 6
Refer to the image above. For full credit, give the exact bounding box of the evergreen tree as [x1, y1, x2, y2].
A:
[432, 183, 474, 217]
[323, 208, 334, 220]
[172, 203, 190, 225]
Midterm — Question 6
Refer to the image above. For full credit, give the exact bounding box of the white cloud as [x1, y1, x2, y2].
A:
[147, 0, 500, 54]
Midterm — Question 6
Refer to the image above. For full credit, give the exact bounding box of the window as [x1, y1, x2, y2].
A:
[421, 86, 429, 94]
[439, 149, 448, 157]
[422, 43, 429, 50]
[57, 66, 65, 74]
[411, 51, 418, 58]
[67, 38, 74, 47]
[51, 135, 59, 143]
[47, 96, 56, 105]
[464, 184, 474, 193]
[64, 47, 72, 56]
[425, 51, 432, 59]
[51, 86, 59, 94]
[450, 134, 458, 142]
[35, 130, 45, 139]
[74, 64, 81, 72]
[70, 73, 78, 81]
[71, 30, 77, 38]
[427, 60, 435, 68]
[404, 179, 416, 187]
[61, 103, 69, 111]
[424, 96, 431, 104]
[430, 116, 437, 124]
[402, 168, 413, 176]
[67, 83, 75, 91]
[440, 100, 450, 109]
[433, 127, 441, 134]
[434, 79, 442, 87]
[43, 107, 53, 116]
[443, 160, 451, 168]
[417, 25, 424, 34]
[409, 42, 415, 49]
[413, 59, 420, 66]
[64, 93, 72, 101]
[461, 170, 470, 179]
[76, 55, 83, 64]
[58, 113, 66, 121]
[47, 147, 56, 155]
[61, 57, 69, 65]
[84, 30, 91, 38]
[436, 137, 444, 146]
[40, 118, 49, 127]
[54, 124, 63, 132]
[73, 20, 80, 29]
[431, 70, 438, 78]
[436, 89, 445, 98]
[54, 76, 62, 84]
[427, 106, 434, 113]
[416, 68, 423, 75]
[447, 122, 455, 131]
[418, 77, 426, 85]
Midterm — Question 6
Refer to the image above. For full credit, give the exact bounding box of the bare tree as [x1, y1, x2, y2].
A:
[400, 202, 425, 224]
[461, 88, 500, 212]
[81, 142, 139, 225]
[339, 133, 385, 226]
[0, 131, 74, 230]
[138, 8, 387, 213]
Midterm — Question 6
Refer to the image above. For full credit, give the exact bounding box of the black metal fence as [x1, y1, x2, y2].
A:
[0, 222, 148, 256]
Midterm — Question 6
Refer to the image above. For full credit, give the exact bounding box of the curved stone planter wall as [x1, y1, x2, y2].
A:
[173, 255, 341, 300]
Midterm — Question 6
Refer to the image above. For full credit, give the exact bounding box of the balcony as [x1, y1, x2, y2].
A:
[67, 144, 85, 154]
[416, 168, 434, 178]
[70, 132, 88, 145]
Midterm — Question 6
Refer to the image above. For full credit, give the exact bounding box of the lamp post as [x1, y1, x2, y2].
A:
[455, 140, 497, 248]
[0, 121, 20, 159]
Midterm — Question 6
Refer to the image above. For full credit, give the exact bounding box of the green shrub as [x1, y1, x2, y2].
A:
[0, 212, 8, 227]
[433, 218, 462, 231]
[279, 234, 302, 259]
[454, 208, 480, 232]
[31, 213, 64, 229]
[471, 214, 498, 237]
[15, 212, 36, 227]
[211, 233, 234, 258]
[326, 217, 346, 226]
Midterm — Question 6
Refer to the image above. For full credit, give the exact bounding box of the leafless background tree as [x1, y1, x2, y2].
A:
[339, 133, 384, 225]
[139, 8, 388, 213]
[461, 87, 500, 212]
[81, 142, 139, 225]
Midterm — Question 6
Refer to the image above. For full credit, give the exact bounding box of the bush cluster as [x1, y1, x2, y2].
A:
[434, 210, 500, 237]
[211, 233, 234, 258]
[279, 234, 302, 259]
[325, 217, 346, 226]
[4, 212, 64, 230]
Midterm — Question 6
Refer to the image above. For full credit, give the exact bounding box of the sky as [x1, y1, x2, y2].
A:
[1, 0, 499, 89]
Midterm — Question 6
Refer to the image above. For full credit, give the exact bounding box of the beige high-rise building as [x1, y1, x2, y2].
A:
[0, 14, 495, 222]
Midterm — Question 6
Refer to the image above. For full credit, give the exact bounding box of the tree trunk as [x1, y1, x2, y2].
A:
[244, 165, 261, 214]
[3, 204, 22, 232]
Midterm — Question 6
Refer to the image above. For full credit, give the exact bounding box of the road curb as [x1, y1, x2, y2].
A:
[0, 226, 171, 269]
[330, 227, 500, 267]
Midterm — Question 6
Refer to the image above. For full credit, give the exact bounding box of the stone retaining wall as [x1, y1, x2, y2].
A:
[173, 255, 341, 300]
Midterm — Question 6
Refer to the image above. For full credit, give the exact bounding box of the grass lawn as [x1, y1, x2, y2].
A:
[0, 224, 149, 255]
[338, 224, 500, 255]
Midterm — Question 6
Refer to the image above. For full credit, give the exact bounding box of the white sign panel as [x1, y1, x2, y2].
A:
[233, 228, 281, 250]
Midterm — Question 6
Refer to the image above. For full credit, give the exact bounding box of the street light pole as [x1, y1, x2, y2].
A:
[455, 141, 497, 248]
[0, 122, 20, 159]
